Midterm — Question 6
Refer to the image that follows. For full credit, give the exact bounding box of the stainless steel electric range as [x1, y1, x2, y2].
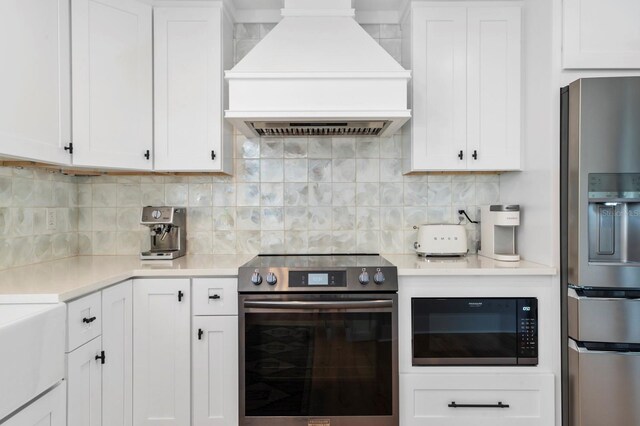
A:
[238, 254, 399, 426]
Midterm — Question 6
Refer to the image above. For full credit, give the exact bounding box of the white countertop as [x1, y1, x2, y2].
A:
[384, 254, 557, 276]
[0, 255, 254, 304]
[0, 254, 556, 304]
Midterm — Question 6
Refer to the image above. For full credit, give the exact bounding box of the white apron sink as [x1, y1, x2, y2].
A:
[0, 303, 65, 421]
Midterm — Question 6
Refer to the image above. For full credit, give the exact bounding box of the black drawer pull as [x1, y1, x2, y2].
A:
[95, 351, 106, 365]
[209, 294, 221, 300]
[82, 316, 97, 324]
[178, 291, 184, 302]
[198, 328, 204, 340]
[458, 150, 464, 160]
[449, 401, 509, 409]
[472, 149, 478, 160]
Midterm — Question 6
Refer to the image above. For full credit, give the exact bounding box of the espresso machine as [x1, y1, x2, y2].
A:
[479, 205, 521, 261]
[140, 206, 187, 260]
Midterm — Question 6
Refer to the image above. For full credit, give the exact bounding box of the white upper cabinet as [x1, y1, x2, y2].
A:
[0, 0, 71, 165]
[71, 0, 153, 170]
[466, 7, 521, 171]
[405, 7, 468, 171]
[563, 0, 640, 69]
[403, 4, 521, 172]
[153, 5, 233, 173]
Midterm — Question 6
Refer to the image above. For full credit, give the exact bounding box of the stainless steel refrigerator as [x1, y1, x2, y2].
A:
[561, 77, 640, 426]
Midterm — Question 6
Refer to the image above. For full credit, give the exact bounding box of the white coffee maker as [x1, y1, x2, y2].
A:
[479, 205, 520, 261]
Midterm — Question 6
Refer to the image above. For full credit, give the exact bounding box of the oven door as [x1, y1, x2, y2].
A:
[239, 293, 398, 426]
[412, 298, 536, 366]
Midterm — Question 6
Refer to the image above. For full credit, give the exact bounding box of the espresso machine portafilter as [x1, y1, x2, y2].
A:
[140, 207, 187, 260]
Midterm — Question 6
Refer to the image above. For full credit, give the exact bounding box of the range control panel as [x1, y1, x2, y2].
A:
[289, 271, 347, 288]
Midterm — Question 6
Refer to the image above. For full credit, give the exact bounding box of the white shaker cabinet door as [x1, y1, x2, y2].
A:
[102, 281, 133, 426]
[133, 279, 191, 426]
[71, 0, 153, 170]
[0, 0, 71, 165]
[563, 0, 640, 69]
[192, 316, 239, 426]
[67, 337, 103, 426]
[2, 382, 67, 426]
[153, 6, 233, 172]
[409, 7, 468, 171]
[466, 7, 521, 171]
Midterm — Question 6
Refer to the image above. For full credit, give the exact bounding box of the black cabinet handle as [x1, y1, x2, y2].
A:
[211, 150, 216, 160]
[472, 150, 478, 160]
[198, 328, 204, 340]
[144, 150, 150, 160]
[64, 143, 73, 155]
[448, 401, 509, 409]
[458, 150, 464, 160]
[82, 316, 97, 324]
[178, 290, 184, 302]
[95, 351, 106, 365]
[209, 294, 221, 300]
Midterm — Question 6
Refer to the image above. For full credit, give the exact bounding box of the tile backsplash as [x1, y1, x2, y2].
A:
[0, 23, 500, 270]
[74, 133, 499, 256]
[0, 167, 79, 270]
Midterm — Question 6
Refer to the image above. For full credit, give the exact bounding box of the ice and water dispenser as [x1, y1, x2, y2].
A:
[588, 174, 640, 264]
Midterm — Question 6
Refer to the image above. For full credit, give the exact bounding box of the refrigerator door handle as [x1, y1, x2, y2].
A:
[570, 339, 640, 355]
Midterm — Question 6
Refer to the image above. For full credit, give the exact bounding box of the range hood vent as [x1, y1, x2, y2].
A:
[250, 121, 390, 137]
[225, 0, 411, 138]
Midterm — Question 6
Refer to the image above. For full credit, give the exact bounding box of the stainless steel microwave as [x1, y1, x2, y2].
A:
[411, 297, 538, 366]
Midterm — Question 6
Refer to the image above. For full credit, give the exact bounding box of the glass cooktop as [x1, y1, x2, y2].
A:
[242, 253, 395, 269]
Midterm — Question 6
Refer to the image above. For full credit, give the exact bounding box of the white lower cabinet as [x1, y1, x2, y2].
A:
[2, 382, 66, 426]
[65, 280, 133, 426]
[67, 336, 103, 426]
[192, 316, 239, 426]
[400, 373, 554, 426]
[102, 281, 133, 426]
[133, 279, 191, 426]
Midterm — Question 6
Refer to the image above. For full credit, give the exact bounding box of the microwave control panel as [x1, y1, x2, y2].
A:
[517, 298, 538, 363]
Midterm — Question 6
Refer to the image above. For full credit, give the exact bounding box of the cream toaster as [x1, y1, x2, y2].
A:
[414, 224, 468, 257]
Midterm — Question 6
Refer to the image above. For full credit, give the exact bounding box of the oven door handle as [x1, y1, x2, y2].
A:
[243, 300, 393, 310]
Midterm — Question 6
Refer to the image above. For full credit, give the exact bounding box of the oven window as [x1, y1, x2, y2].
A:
[412, 298, 517, 360]
[244, 312, 392, 417]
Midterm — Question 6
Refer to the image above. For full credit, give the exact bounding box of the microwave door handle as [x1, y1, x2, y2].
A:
[243, 300, 393, 310]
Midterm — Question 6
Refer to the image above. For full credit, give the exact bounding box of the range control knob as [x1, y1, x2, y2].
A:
[266, 272, 278, 286]
[359, 269, 370, 285]
[151, 210, 162, 219]
[251, 270, 263, 285]
[374, 269, 385, 285]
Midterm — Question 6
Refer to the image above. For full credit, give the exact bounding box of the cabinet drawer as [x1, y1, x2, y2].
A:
[400, 373, 554, 426]
[67, 292, 101, 352]
[192, 278, 238, 316]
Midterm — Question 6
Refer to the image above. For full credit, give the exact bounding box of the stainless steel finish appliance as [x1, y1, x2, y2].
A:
[412, 297, 538, 366]
[249, 121, 391, 137]
[561, 77, 640, 426]
[140, 206, 186, 260]
[238, 254, 399, 426]
[479, 205, 521, 262]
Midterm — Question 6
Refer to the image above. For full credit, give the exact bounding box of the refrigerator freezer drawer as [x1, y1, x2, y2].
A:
[568, 289, 640, 343]
[569, 340, 640, 426]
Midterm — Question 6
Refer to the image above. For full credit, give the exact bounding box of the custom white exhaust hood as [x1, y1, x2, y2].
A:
[225, 0, 411, 138]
